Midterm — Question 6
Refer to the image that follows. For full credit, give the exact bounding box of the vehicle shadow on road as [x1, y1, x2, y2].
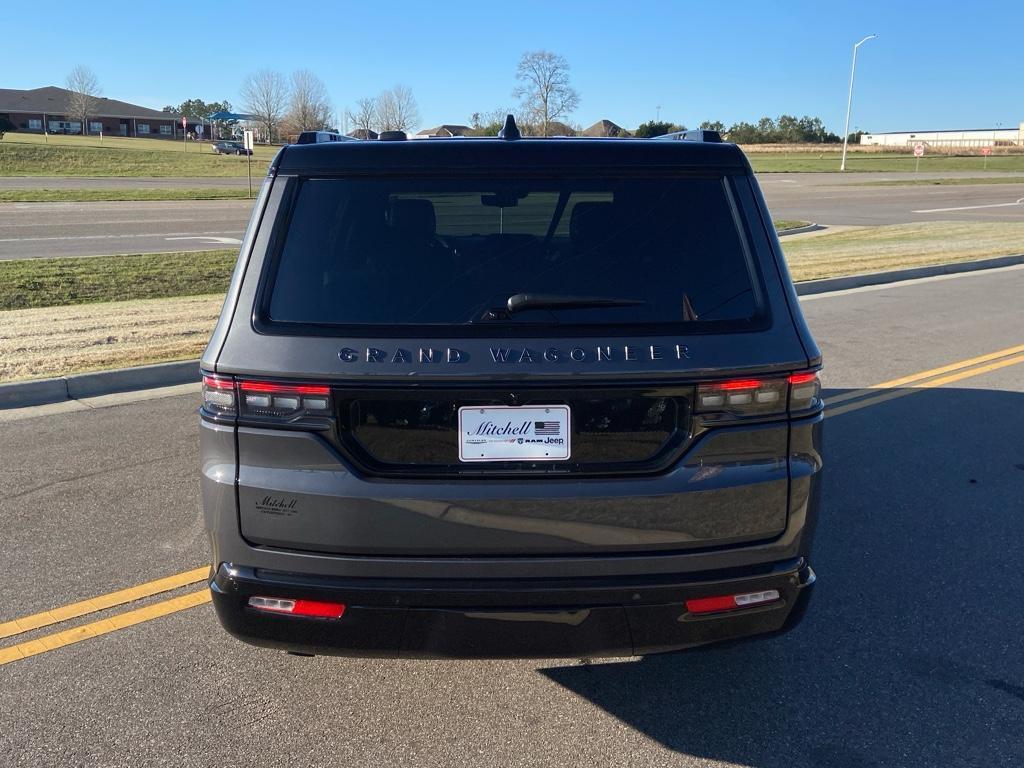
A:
[540, 386, 1024, 768]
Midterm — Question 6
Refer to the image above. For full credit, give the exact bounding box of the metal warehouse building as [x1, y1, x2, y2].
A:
[860, 123, 1023, 148]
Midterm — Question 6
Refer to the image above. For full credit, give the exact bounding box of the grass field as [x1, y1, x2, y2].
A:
[0, 250, 236, 311]
[781, 221, 1024, 280]
[0, 188, 251, 202]
[746, 152, 1024, 173]
[0, 295, 223, 382]
[2, 221, 1022, 382]
[774, 220, 810, 232]
[0, 134, 275, 177]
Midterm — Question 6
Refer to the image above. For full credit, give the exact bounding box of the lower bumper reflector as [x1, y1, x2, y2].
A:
[248, 596, 346, 619]
[686, 589, 781, 615]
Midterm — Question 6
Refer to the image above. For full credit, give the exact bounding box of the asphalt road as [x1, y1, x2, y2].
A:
[761, 172, 1024, 225]
[2, 266, 1023, 767]
[1, 172, 1024, 259]
[0, 199, 250, 260]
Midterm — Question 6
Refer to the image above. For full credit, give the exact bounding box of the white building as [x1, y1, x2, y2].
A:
[860, 123, 1023, 148]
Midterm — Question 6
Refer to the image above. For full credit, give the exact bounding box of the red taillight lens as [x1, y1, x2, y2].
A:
[202, 373, 236, 414]
[248, 596, 346, 619]
[236, 379, 333, 419]
[239, 381, 331, 396]
[686, 589, 780, 615]
[788, 372, 817, 385]
[717, 378, 763, 391]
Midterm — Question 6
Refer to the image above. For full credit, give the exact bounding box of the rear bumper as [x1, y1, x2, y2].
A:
[210, 557, 816, 659]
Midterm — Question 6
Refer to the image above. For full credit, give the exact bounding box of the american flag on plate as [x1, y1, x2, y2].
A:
[534, 421, 561, 435]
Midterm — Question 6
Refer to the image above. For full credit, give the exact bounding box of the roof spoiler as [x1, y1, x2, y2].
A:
[653, 129, 723, 143]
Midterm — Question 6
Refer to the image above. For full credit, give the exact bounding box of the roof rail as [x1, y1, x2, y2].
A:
[653, 129, 723, 143]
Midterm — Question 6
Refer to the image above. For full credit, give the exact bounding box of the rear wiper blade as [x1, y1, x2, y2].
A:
[505, 293, 645, 314]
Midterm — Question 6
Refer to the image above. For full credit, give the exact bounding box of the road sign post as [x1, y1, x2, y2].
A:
[981, 145, 992, 170]
[244, 130, 254, 198]
[914, 142, 924, 173]
[182, 116, 187, 152]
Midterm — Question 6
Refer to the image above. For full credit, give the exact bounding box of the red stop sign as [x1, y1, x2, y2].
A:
[913, 143, 925, 158]
[981, 147, 992, 156]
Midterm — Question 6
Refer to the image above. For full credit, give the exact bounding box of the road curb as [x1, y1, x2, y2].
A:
[2, 253, 1022, 410]
[777, 222, 822, 236]
[794, 253, 1024, 296]
[0, 360, 199, 410]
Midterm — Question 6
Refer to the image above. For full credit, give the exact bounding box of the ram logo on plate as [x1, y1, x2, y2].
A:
[458, 406, 571, 462]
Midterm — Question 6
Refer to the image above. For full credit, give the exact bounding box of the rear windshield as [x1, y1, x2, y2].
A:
[263, 176, 763, 332]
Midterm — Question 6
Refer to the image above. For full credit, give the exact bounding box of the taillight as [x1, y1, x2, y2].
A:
[202, 374, 236, 415]
[696, 371, 820, 416]
[238, 380, 332, 420]
[788, 371, 821, 411]
[200, 373, 334, 423]
[248, 596, 346, 619]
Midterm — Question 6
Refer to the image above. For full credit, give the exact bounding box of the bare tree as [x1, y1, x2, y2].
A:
[469, 107, 515, 136]
[65, 65, 101, 135]
[349, 97, 378, 135]
[287, 70, 332, 132]
[375, 85, 420, 133]
[512, 51, 580, 137]
[241, 70, 289, 142]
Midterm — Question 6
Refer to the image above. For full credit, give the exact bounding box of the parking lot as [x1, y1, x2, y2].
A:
[2, 265, 1022, 767]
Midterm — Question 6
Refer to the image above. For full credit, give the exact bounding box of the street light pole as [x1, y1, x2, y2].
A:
[840, 33, 877, 171]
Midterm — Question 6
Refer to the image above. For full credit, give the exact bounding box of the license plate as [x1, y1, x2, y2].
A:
[458, 405, 571, 462]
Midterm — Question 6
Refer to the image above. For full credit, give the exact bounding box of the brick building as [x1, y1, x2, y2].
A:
[0, 86, 189, 138]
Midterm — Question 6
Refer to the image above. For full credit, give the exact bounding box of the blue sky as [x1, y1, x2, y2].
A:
[7, 1, 1023, 133]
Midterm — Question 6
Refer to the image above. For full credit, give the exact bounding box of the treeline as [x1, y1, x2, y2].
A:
[725, 115, 841, 144]
[634, 115, 843, 143]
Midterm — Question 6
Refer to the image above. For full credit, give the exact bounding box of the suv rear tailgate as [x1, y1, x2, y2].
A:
[237, 419, 788, 556]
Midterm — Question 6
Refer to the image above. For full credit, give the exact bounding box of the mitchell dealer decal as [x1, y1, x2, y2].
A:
[338, 344, 691, 364]
[254, 495, 299, 517]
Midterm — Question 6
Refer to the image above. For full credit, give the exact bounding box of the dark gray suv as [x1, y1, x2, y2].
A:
[200, 119, 823, 659]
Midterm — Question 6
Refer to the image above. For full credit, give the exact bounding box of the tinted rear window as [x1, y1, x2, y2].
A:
[264, 176, 762, 331]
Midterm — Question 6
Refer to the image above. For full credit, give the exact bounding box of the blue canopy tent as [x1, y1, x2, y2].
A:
[205, 111, 255, 140]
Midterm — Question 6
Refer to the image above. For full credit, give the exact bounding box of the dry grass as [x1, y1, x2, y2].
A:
[0, 295, 222, 382]
[3, 221, 1023, 382]
[782, 221, 1024, 281]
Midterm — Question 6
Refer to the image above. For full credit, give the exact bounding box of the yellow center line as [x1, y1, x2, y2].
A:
[0, 566, 208, 640]
[827, 342, 1024, 406]
[827, 353, 1024, 418]
[0, 590, 211, 667]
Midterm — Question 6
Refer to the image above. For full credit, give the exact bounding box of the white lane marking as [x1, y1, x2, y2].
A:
[165, 236, 243, 245]
[0, 230, 244, 243]
[913, 198, 1024, 213]
[798, 263, 1024, 301]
